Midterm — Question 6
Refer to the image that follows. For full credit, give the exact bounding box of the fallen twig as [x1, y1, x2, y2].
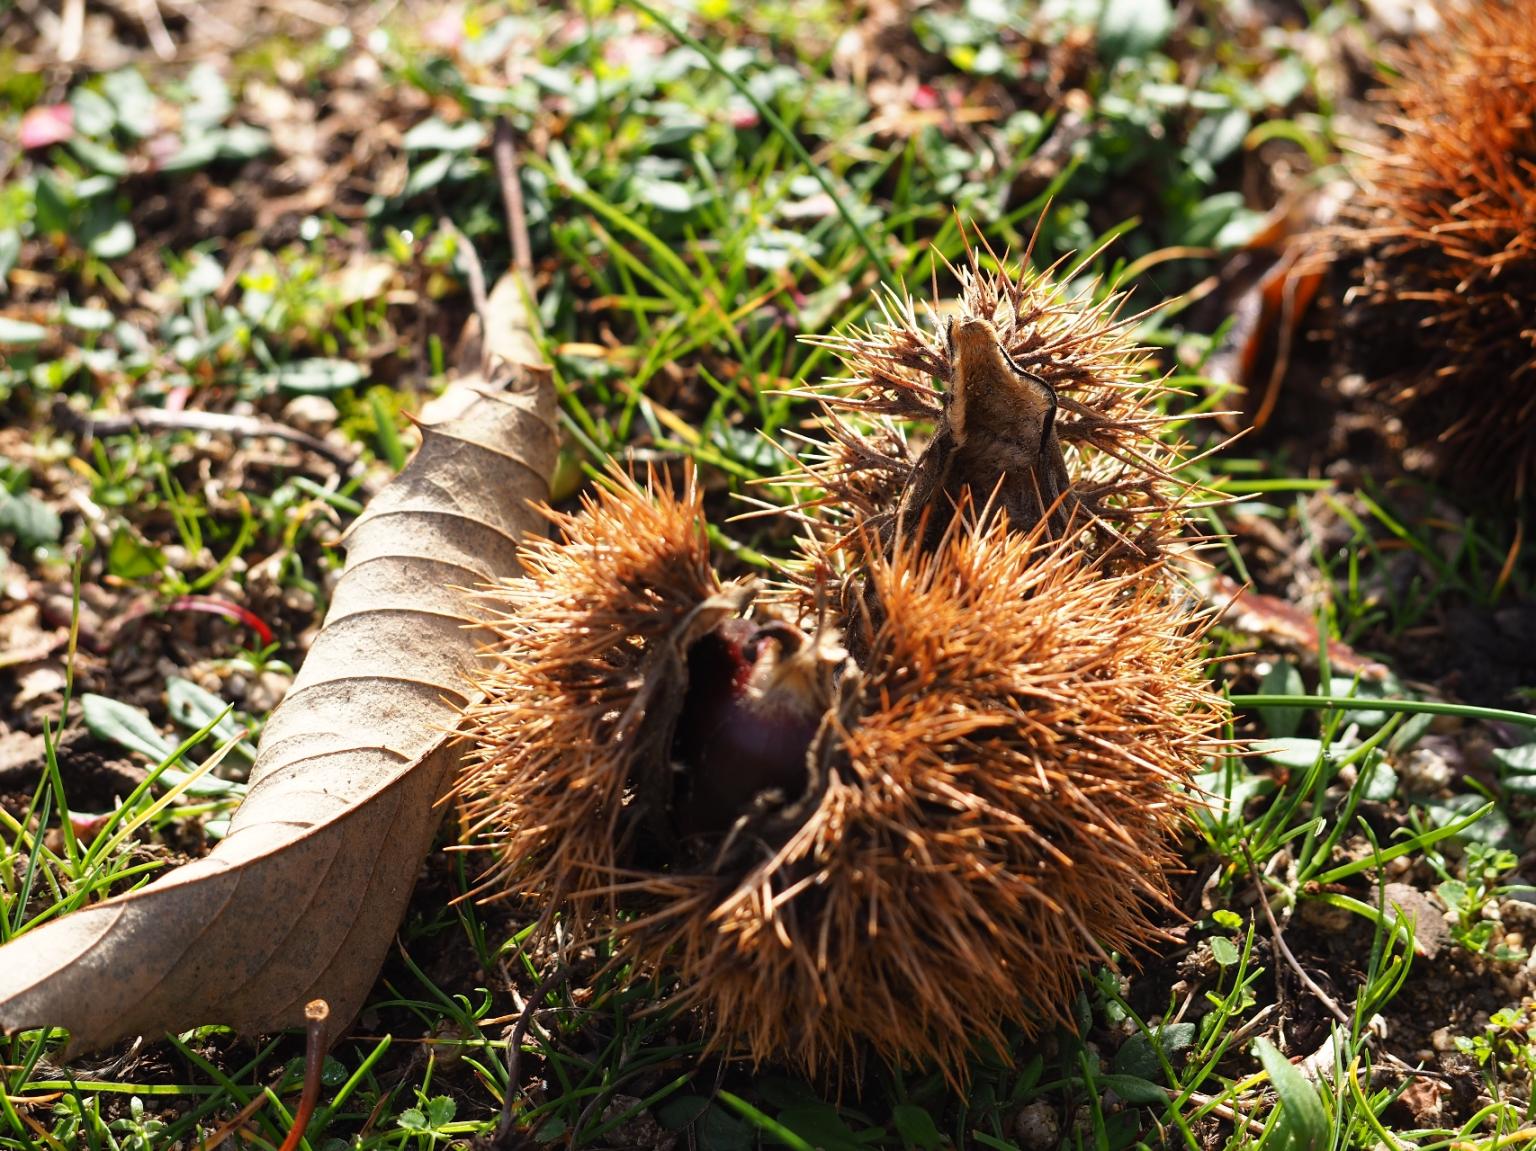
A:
[59, 403, 360, 476]
[492, 118, 534, 277]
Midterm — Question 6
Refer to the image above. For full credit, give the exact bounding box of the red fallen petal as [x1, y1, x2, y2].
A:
[20, 104, 74, 150]
[164, 596, 276, 647]
[69, 812, 115, 841]
[912, 84, 941, 110]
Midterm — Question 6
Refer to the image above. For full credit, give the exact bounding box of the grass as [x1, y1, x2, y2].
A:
[2, 0, 1535, 1148]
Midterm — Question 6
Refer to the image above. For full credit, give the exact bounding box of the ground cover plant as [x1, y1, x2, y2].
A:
[1, 0, 1534, 1149]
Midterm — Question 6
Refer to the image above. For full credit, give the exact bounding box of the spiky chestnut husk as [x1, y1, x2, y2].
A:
[1336, 0, 1536, 497]
[789, 231, 1201, 577]
[612, 512, 1222, 1080]
[456, 471, 1224, 1082]
[454, 468, 733, 921]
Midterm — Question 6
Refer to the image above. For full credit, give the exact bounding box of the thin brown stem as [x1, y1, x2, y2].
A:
[493, 964, 570, 1147]
[492, 118, 534, 277]
[276, 999, 331, 1151]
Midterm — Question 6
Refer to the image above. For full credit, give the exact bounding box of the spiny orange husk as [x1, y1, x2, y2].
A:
[457, 470, 1225, 1082]
[613, 513, 1224, 1080]
[791, 231, 1203, 570]
[1339, 0, 1536, 496]
[454, 467, 732, 926]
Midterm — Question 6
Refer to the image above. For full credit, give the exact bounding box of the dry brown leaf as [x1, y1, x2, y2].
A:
[0, 282, 555, 1052]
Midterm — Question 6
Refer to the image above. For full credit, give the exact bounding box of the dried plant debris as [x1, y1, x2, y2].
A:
[1335, 0, 1536, 498]
[455, 240, 1227, 1082]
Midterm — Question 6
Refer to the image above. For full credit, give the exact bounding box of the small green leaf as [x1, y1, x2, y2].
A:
[656, 1095, 711, 1131]
[1097, 0, 1172, 60]
[82, 693, 179, 761]
[775, 1104, 863, 1151]
[1493, 743, 1536, 775]
[1257, 661, 1305, 738]
[34, 172, 73, 235]
[0, 230, 20, 278]
[1209, 936, 1240, 967]
[102, 69, 157, 136]
[159, 133, 222, 172]
[61, 304, 115, 332]
[397, 1108, 428, 1132]
[216, 123, 270, 161]
[891, 1104, 943, 1150]
[1097, 1073, 1169, 1106]
[178, 253, 226, 299]
[184, 62, 232, 130]
[403, 150, 455, 196]
[402, 116, 487, 151]
[0, 317, 50, 346]
[1255, 737, 1327, 770]
[0, 489, 62, 546]
[166, 677, 248, 754]
[67, 135, 129, 177]
[107, 525, 164, 579]
[250, 358, 367, 394]
[1112, 1023, 1197, 1079]
[696, 1104, 751, 1151]
[633, 174, 695, 213]
[70, 87, 118, 136]
[85, 216, 135, 260]
[1253, 1037, 1329, 1151]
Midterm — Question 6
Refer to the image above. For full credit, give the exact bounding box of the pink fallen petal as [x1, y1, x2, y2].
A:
[422, 13, 463, 49]
[20, 104, 74, 150]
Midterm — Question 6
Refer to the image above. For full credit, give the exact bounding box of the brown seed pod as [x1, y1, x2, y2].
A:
[457, 501, 1222, 1080]
[792, 231, 1199, 573]
[606, 511, 1222, 1079]
[1336, 0, 1536, 497]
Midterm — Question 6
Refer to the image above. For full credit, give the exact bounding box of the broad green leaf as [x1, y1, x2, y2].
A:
[403, 150, 454, 196]
[1253, 1037, 1329, 1151]
[1112, 1023, 1197, 1079]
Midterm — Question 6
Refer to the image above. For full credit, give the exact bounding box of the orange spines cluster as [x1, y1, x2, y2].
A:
[456, 469, 730, 922]
[795, 237, 1195, 567]
[1343, 0, 1536, 496]
[456, 237, 1227, 1082]
[613, 515, 1219, 1078]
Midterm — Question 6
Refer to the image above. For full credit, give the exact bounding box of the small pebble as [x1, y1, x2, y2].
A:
[1397, 747, 1453, 793]
[1014, 1101, 1059, 1150]
[282, 394, 341, 435]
